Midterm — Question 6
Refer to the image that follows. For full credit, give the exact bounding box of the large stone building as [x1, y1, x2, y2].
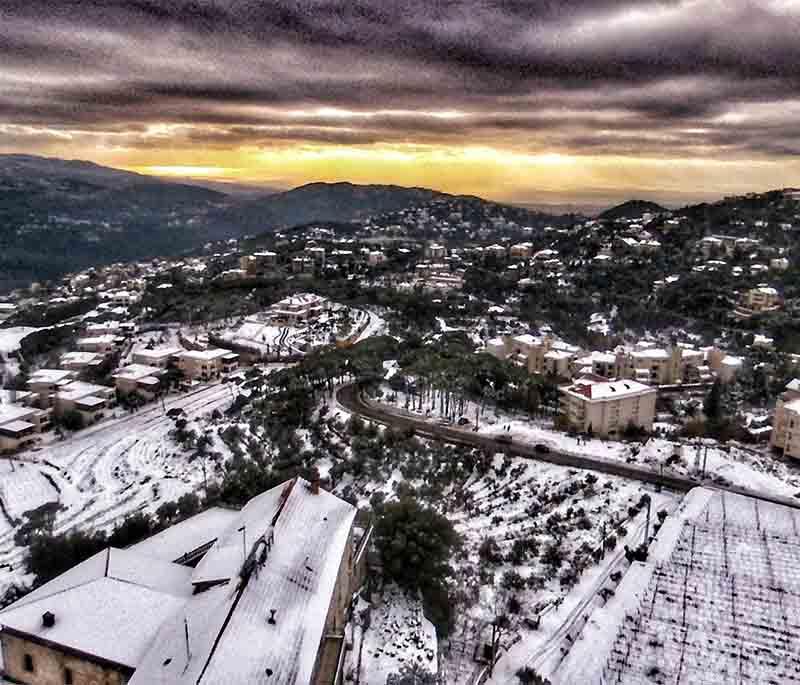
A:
[559, 378, 658, 438]
[0, 478, 369, 685]
[771, 379, 800, 460]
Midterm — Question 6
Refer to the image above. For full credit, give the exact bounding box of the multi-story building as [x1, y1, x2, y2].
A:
[59, 351, 105, 372]
[734, 285, 781, 319]
[176, 349, 239, 381]
[240, 251, 278, 276]
[75, 334, 126, 357]
[27, 369, 76, 407]
[267, 293, 330, 325]
[112, 364, 164, 400]
[770, 379, 800, 459]
[0, 478, 367, 685]
[491, 334, 579, 379]
[559, 378, 657, 438]
[51, 382, 116, 424]
[131, 346, 184, 369]
[0, 404, 52, 453]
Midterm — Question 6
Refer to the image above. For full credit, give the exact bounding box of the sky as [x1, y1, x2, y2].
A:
[1, 0, 799, 207]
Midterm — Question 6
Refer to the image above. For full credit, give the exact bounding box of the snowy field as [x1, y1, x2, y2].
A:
[208, 305, 384, 355]
[0, 383, 234, 597]
[346, 587, 438, 684]
[443, 453, 678, 685]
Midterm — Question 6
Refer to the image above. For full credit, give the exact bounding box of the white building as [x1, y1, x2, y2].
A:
[559, 379, 657, 438]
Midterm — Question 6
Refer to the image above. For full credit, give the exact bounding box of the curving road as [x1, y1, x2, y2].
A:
[336, 384, 800, 511]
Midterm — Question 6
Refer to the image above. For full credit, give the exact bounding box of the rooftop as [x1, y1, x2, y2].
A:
[113, 364, 163, 382]
[129, 477, 356, 685]
[128, 507, 241, 564]
[0, 548, 193, 670]
[562, 379, 655, 401]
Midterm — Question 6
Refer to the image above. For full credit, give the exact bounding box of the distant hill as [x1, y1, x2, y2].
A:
[205, 181, 446, 234]
[598, 200, 668, 220]
[0, 157, 449, 290]
[0, 154, 231, 290]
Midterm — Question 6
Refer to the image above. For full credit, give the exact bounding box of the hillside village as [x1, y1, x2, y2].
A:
[0, 185, 799, 684]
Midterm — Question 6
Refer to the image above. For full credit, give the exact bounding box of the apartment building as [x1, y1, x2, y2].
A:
[734, 285, 781, 319]
[176, 349, 239, 381]
[59, 351, 104, 372]
[27, 369, 76, 407]
[51, 382, 116, 424]
[559, 379, 657, 438]
[0, 404, 52, 453]
[75, 334, 125, 356]
[0, 478, 366, 685]
[770, 379, 800, 459]
[239, 251, 278, 276]
[131, 346, 183, 369]
[614, 345, 710, 386]
[112, 364, 163, 400]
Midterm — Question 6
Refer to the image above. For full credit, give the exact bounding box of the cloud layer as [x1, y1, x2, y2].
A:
[1, 1, 799, 201]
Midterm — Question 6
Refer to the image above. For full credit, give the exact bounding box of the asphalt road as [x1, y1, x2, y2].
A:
[336, 384, 800, 511]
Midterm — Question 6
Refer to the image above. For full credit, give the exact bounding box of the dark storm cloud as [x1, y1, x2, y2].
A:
[0, 0, 799, 157]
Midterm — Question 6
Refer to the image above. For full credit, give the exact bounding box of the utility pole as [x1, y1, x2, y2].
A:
[701, 445, 709, 478]
[644, 497, 652, 543]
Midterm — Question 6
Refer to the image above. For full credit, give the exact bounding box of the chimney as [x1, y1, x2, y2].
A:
[268, 609, 277, 625]
[42, 611, 55, 628]
[309, 468, 320, 495]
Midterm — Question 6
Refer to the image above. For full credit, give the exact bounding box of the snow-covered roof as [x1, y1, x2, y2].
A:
[129, 507, 241, 563]
[0, 403, 37, 426]
[631, 348, 670, 360]
[60, 351, 103, 366]
[562, 379, 655, 401]
[28, 368, 74, 385]
[0, 548, 193, 670]
[133, 345, 183, 361]
[178, 348, 231, 362]
[55, 381, 114, 402]
[113, 364, 163, 382]
[511, 333, 539, 346]
[130, 477, 356, 685]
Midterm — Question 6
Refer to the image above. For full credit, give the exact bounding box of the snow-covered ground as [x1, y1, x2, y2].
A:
[346, 586, 438, 684]
[442, 452, 678, 685]
[0, 383, 234, 597]
[0, 326, 45, 378]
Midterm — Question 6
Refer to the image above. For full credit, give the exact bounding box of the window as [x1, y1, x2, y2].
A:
[64, 667, 74, 684]
[23, 653, 34, 672]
